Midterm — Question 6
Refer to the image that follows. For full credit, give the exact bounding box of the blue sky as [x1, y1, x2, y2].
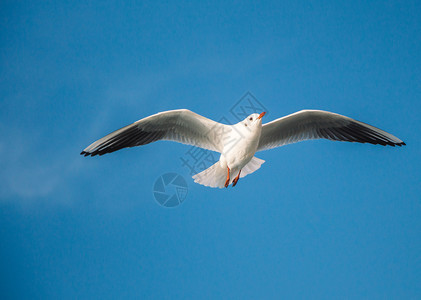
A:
[1, 0, 420, 298]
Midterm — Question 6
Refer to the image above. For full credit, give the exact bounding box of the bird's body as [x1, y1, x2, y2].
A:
[207, 112, 265, 187]
[81, 109, 405, 188]
[223, 114, 262, 168]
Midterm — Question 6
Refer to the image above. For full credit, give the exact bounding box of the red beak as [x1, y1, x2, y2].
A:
[257, 112, 266, 119]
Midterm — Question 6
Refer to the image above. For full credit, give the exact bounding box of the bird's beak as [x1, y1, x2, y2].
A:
[257, 112, 266, 120]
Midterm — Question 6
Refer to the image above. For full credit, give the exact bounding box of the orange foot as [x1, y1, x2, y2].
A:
[224, 166, 230, 188]
[232, 170, 241, 187]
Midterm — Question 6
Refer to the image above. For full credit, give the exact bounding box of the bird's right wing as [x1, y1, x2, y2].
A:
[257, 110, 405, 151]
[81, 109, 231, 156]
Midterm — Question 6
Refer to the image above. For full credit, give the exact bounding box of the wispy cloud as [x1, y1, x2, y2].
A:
[0, 125, 83, 205]
[0, 38, 298, 206]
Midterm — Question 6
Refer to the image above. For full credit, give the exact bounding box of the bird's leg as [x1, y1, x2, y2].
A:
[232, 170, 241, 187]
[224, 166, 230, 188]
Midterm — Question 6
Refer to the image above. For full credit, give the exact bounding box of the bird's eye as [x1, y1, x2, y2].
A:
[245, 123, 247, 127]
[249, 117, 253, 121]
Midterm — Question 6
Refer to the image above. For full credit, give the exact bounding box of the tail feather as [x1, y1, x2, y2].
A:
[240, 156, 265, 178]
[192, 156, 265, 188]
[192, 161, 227, 188]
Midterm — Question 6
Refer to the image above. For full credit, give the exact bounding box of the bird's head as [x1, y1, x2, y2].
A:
[242, 112, 266, 129]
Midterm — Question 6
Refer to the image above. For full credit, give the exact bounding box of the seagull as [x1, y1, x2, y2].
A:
[81, 109, 405, 188]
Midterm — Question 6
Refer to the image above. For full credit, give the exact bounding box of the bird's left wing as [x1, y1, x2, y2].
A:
[257, 110, 405, 152]
[81, 109, 231, 156]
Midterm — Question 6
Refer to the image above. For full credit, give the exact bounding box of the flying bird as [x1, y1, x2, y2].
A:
[81, 109, 405, 188]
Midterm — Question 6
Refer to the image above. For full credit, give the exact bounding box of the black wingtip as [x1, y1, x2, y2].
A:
[80, 151, 91, 157]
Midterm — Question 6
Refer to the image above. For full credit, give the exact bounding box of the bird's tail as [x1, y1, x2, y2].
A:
[192, 156, 265, 188]
[240, 156, 265, 178]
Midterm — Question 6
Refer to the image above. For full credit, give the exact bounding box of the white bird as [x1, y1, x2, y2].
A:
[81, 109, 405, 188]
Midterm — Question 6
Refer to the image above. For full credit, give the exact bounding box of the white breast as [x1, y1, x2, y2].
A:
[220, 123, 262, 169]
